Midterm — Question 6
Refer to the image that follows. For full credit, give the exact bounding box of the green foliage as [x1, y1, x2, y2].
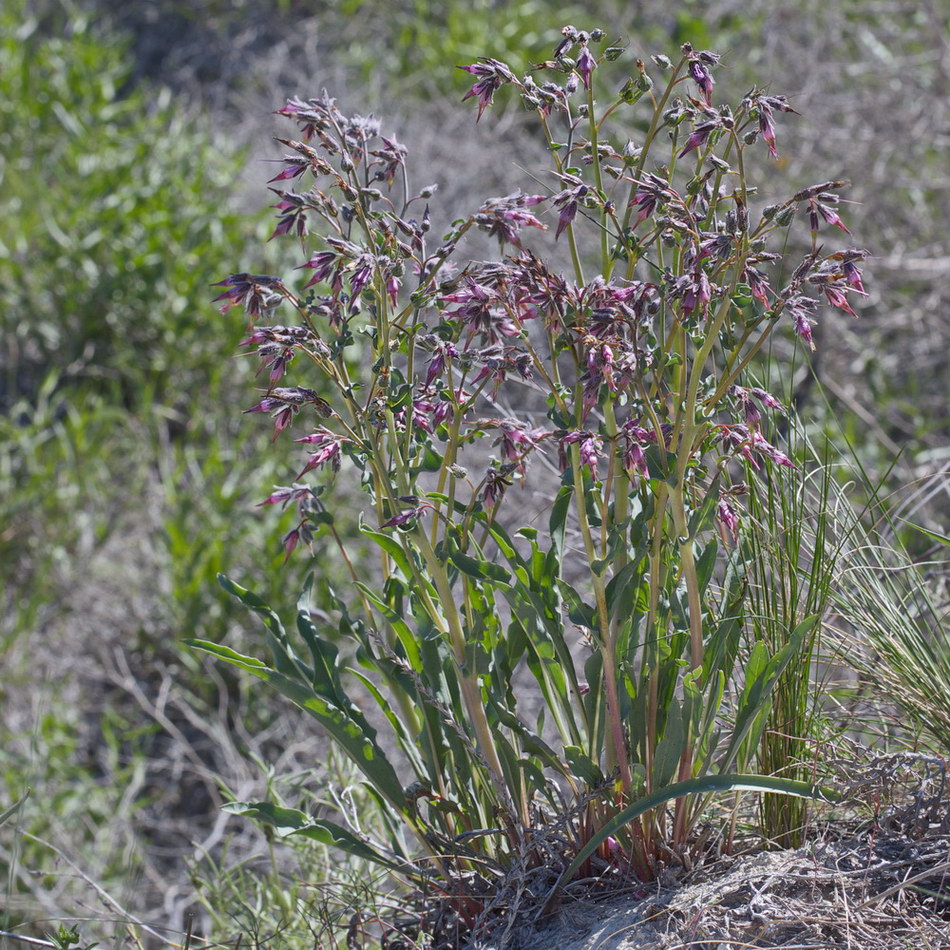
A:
[0, 0, 249, 408]
[0, 2, 317, 932]
[339, 0, 583, 88]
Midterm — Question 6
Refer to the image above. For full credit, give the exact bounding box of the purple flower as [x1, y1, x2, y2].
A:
[482, 466, 513, 509]
[473, 419, 549, 476]
[744, 93, 798, 159]
[687, 55, 718, 105]
[717, 500, 739, 544]
[475, 192, 548, 246]
[752, 431, 796, 469]
[622, 425, 651, 486]
[258, 484, 314, 508]
[458, 58, 516, 121]
[212, 273, 285, 317]
[294, 429, 349, 477]
[730, 385, 784, 428]
[719, 424, 759, 467]
[808, 198, 851, 236]
[823, 285, 860, 318]
[269, 190, 309, 241]
[381, 502, 433, 529]
[423, 337, 460, 387]
[369, 136, 408, 187]
[744, 265, 773, 305]
[386, 275, 401, 308]
[472, 345, 533, 392]
[298, 251, 338, 289]
[282, 525, 301, 561]
[751, 387, 784, 411]
[558, 430, 603, 477]
[828, 248, 869, 295]
[255, 343, 295, 383]
[244, 386, 330, 437]
[267, 156, 309, 183]
[275, 93, 341, 142]
[576, 44, 596, 89]
[551, 174, 589, 239]
[628, 173, 673, 225]
[784, 295, 819, 351]
[678, 120, 720, 158]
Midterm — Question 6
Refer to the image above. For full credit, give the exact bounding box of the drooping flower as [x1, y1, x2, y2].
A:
[244, 386, 331, 436]
[257, 484, 314, 508]
[576, 43, 596, 89]
[474, 192, 548, 247]
[717, 500, 740, 544]
[381, 501, 433, 529]
[212, 273, 285, 317]
[458, 58, 517, 121]
[551, 174, 589, 239]
[269, 190, 309, 240]
[297, 250, 338, 289]
[678, 119, 720, 158]
[482, 465, 514, 510]
[784, 294, 819, 350]
[685, 48, 720, 104]
[294, 429, 349, 477]
[557, 430, 603, 477]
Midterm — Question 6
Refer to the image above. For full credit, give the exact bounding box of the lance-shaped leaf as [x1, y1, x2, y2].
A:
[224, 801, 406, 870]
[187, 640, 407, 811]
[554, 773, 833, 897]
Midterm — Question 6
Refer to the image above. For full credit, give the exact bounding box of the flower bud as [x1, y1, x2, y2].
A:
[776, 206, 795, 227]
[652, 53, 673, 69]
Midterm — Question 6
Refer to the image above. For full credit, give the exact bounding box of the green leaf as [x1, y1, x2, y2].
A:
[188, 640, 407, 810]
[558, 773, 833, 887]
[564, 746, 605, 787]
[355, 582, 424, 669]
[0, 789, 30, 827]
[296, 577, 348, 702]
[558, 580, 596, 630]
[449, 550, 511, 584]
[604, 560, 644, 624]
[223, 801, 404, 870]
[652, 698, 684, 788]
[549, 485, 572, 557]
[218, 573, 303, 679]
[359, 525, 417, 581]
[898, 519, 950, 548]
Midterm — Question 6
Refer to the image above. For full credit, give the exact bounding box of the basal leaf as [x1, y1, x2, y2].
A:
[224, 800, 404, 869]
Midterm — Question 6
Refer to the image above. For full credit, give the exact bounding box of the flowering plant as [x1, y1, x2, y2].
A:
[191, 24, 860, 918]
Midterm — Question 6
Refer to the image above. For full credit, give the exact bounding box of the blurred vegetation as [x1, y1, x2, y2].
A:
[1, 0, 947, 945]
[0, 4, 246, 408]
[0, 0, 314, 936]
